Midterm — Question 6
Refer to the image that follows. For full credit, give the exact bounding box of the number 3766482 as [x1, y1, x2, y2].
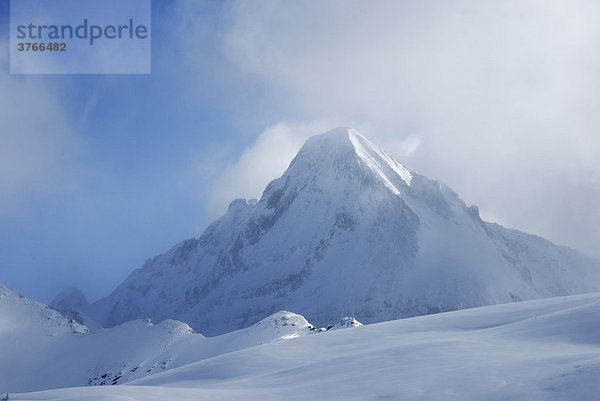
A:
[17, 42, 67, 51]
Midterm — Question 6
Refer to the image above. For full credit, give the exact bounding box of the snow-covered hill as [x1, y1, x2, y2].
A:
[83, 127, 600, 335]
[9, 292, 600, 400]
[0, 283, 355, 394]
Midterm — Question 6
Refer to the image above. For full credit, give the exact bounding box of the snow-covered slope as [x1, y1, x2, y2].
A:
[0, 283, 89, 392]
[10, 292, 600, 401]
[0, 283, 352, 394]
[85, 127, 600, 335]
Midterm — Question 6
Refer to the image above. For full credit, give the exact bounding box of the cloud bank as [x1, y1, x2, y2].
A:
[201, 0, 600, 257]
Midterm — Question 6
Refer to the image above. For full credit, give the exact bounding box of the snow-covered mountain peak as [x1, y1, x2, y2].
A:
[282, 127, 412, 196]
[50, 286, 88, 311]
[84, 128, 600, 336]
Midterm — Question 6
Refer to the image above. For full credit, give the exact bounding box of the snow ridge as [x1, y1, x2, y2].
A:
[347, 128, 412, 189]
[0, 284, 361, 393]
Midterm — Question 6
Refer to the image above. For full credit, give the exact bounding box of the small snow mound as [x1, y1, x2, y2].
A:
[326, 317, 363, 331]
[240, 311, 317, 340]
[252, 311, 312, 331]
[111, 318, 155, 331]
[156, 319, 197, 335]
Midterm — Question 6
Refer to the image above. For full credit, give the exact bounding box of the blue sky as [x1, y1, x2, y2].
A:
[0, 0, 252, 301]
[1, 0, 600, 303]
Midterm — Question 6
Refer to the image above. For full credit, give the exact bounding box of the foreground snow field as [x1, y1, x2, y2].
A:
[7, 292, 600, 401]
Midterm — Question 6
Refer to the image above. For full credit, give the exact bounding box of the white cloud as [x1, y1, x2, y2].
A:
[0, 40, 82, 214]
[206, 121, 339, 218]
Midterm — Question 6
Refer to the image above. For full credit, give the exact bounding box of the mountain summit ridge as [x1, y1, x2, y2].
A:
[84, 128, 600, 335]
